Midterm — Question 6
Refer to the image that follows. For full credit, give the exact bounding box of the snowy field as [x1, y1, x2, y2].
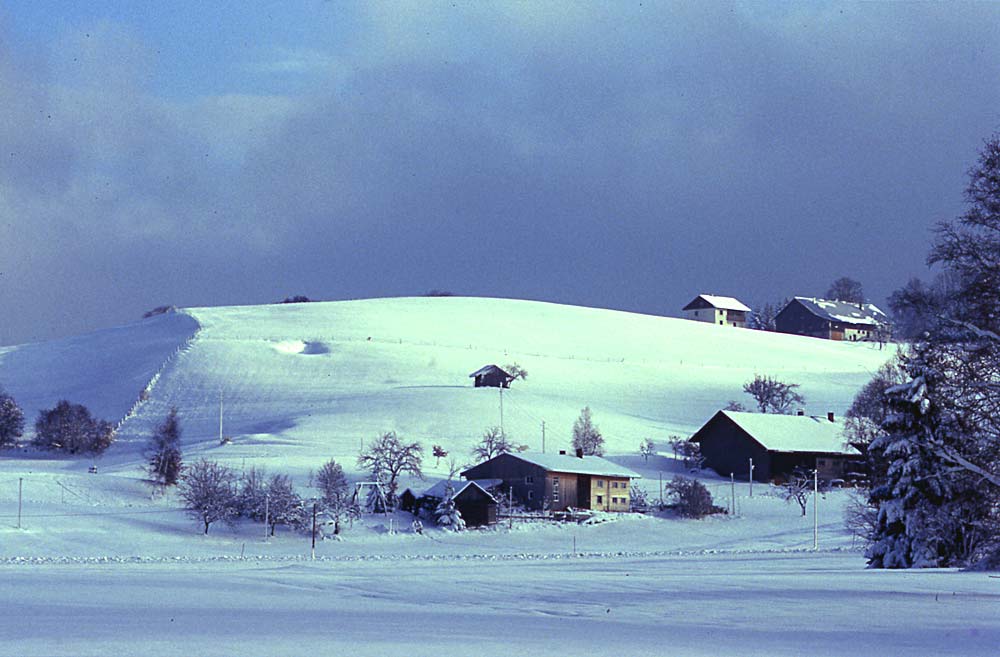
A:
[3, 298, 995, 654]
[3, 553, 998, 657]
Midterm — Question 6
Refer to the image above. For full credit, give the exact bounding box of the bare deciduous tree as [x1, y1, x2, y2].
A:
[180, 459, 238, 534]
[357, 431, 423, 507]
[742, 375, 805, 414]
[826, 277, 864, 304]
[472, 426, 523, 463]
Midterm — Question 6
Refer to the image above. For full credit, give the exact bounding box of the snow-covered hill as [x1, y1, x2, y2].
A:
[1, 296, 891, 478]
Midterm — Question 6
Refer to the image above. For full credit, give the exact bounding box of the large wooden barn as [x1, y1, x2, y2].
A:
[461, 451, 641, 512]
[774, 296, 889, 342]
[690, 410, 863, 483]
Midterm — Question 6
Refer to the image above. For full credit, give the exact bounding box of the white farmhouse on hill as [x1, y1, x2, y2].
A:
[682, 294, 751, 328]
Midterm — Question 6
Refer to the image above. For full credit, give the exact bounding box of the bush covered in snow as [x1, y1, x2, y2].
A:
[435, 484, 465, 531]
[665, 476, 720, 519]
[33, 400, 114, 455]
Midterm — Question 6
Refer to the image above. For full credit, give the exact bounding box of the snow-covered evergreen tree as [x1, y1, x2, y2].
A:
[0, 386, 25, 450]
[867, 134, 1000, 568]
[867, 345, 994, 567]
[146, 407, 183, 486]
[572, 406, 604, 456]
[435, 484, 465, 531]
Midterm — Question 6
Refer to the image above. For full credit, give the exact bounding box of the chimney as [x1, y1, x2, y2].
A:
[827, 412, 835, 422]
[576, 448, 584, 459]
[797, 409, 805, 416]
[559, 450, 566, 455]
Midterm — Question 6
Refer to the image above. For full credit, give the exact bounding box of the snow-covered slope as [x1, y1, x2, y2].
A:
[1, 296, 890, 478]
[0, 311, 200, 428]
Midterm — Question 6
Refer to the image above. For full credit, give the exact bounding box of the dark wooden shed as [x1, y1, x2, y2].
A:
[469, 364, 513, 388]
[398, 488, 419, 514]
[421, 480, 499, 527]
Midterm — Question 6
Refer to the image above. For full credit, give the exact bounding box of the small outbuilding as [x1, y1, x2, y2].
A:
[690, 410, 863, 483]
[398, 488, 420, 514]
[419, 479, 500, 527]
[469, 364, 514, 388]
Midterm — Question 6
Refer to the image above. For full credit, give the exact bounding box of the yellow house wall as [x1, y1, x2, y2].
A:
[590, 477, 631, 512]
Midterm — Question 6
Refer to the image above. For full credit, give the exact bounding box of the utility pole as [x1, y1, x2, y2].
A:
[264, 493, 270, 541]
[311, 502, 318, 560]
[541, 421, 546, 453]
[749, 458, 755, 497]
[730, 473, 736, 516]
[219, 389, 224, 444]
[499, 387, 504, 432]
[508, 487, 513, 530]
[813, 469, 819, 550]
[17, 478, 23, 529]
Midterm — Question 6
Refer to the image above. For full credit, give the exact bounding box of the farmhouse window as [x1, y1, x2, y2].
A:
[621, 481, 628, 489]
[612, 481, 619, 489]
[597, 495, 603, 505]
[597, 480, 604, 489]
[528, 490, 534, 500]
[525, 475, 534, 484]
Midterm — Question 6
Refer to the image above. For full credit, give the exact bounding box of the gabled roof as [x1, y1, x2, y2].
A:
[466, 452, 641, 479]
[469, 364, 512, 379]
[421, 479, 498, 501]
[683, 294, 751, 312]
[787, 297, 888, 327]
[697, 410, 858, 455]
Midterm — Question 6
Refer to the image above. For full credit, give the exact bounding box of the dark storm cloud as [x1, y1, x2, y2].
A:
[2, 3, 1000, 344]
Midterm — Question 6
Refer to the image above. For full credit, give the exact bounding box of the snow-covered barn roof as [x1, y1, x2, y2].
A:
[683, 294, 752, 312]
[789, 297, 888, 327]
[508, 452, 642, 478]
[421, 479, 500, 500]
[469, 364, 512, 378]
[713, 410, 858, 455]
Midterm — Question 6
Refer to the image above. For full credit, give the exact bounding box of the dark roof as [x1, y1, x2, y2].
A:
[469, 364, 512, 379]
[704, 410, 859, 455]
[422, 479, 500, 500]
[463, 452, 641, 479]
[785, 297, 888, 327]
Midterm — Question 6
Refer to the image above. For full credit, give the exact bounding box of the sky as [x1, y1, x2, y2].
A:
[2, 1, 1000, 346]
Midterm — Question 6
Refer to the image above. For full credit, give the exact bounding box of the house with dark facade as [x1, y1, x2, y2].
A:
[418, 479, 500, 527]
[682, 294, 751, 328]
[469, 364, 514, 388]
[774, 297, 889, 342]
[461, 451, 641, 512]
[690, 410, 862, 483]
